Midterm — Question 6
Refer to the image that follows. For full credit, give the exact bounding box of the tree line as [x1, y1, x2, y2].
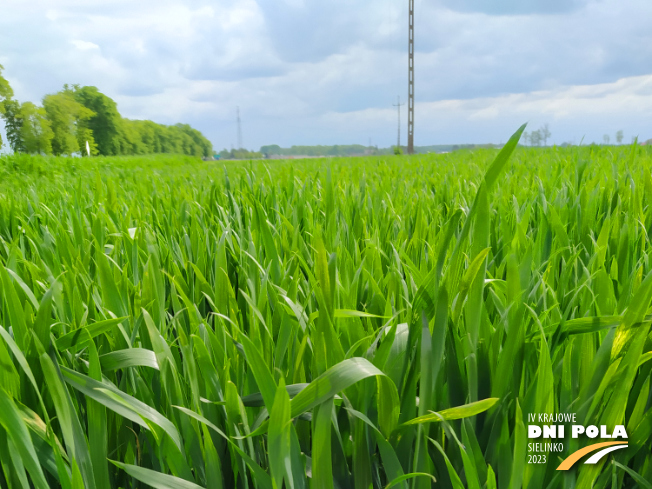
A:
[0, 65, 212, 157]
[260, 144, 374, 157]
[522, 124, 629, 147]
[521, 124, 551, 146]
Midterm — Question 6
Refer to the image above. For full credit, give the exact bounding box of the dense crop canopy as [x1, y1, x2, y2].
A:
[0, 133, 651, 488]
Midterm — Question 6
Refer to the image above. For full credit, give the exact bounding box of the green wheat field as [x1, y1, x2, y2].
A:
[1, 126, 652, 488]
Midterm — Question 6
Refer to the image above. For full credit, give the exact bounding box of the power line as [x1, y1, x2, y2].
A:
[392, 95, 405, 149]
[407, 0, 415, 154]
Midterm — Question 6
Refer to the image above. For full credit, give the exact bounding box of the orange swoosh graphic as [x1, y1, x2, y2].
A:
[557, 442, 628, 470]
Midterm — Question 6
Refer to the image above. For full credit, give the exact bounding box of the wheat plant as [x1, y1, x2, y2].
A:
[0, 128, 651, 488]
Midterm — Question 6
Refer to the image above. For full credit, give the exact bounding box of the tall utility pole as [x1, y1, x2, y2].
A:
[236, 106, 243, 149]
[392, 96, 405, 149]
[407, 0, 415, 154]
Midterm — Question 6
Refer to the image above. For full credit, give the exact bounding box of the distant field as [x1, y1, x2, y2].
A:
[1, 134, 652, 488]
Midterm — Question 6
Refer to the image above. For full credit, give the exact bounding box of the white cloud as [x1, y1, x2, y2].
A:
[0, 0, 651, 150]
[314, 74, 652, 146]
[70, 40, 99, 51]
[428, 75, 652, 120]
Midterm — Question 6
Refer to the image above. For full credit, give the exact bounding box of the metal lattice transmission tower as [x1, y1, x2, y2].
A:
[407, 0, 415, 154]
[392, 96, 405, 149]
[236, 106, 243, 149]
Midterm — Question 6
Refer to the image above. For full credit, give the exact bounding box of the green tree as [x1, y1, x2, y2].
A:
[531, 129, 542, 146]
[117, 119, 138, 155]
[0, 64, 15, 149]
[2, 99, 54, 154]
[260, 144, 281, 156]
[540, 123, 551, 146]
[77, 124, 99, 156]
[141, 120, 163, 153]
[19, 102, 54, 154]
[616, 130, 624, 144]
[0, 65, 11, 101]
[2, 99, 25, 152]
[173, 123, 212, 157]
[73, 86, 122, 155]
[3, 75, 212, 158]
[43, 90, 94, 155]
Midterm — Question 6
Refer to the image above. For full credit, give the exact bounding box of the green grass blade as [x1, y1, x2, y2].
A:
[312, 397, 334, 489]
[55, 317, 128, 352]
[290, 357, 388, 418]
[61, 366, 183, 451]
[99, 348, 159, 371]
[268, 378, 293, 489]
[399, 397, 499, 428]
[0, 387, 50, 489]
[173, 406, 273, 489]
[110, 461, 206, 489]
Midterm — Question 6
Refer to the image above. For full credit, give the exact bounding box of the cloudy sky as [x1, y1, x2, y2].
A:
[1, 0, 651, 150]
